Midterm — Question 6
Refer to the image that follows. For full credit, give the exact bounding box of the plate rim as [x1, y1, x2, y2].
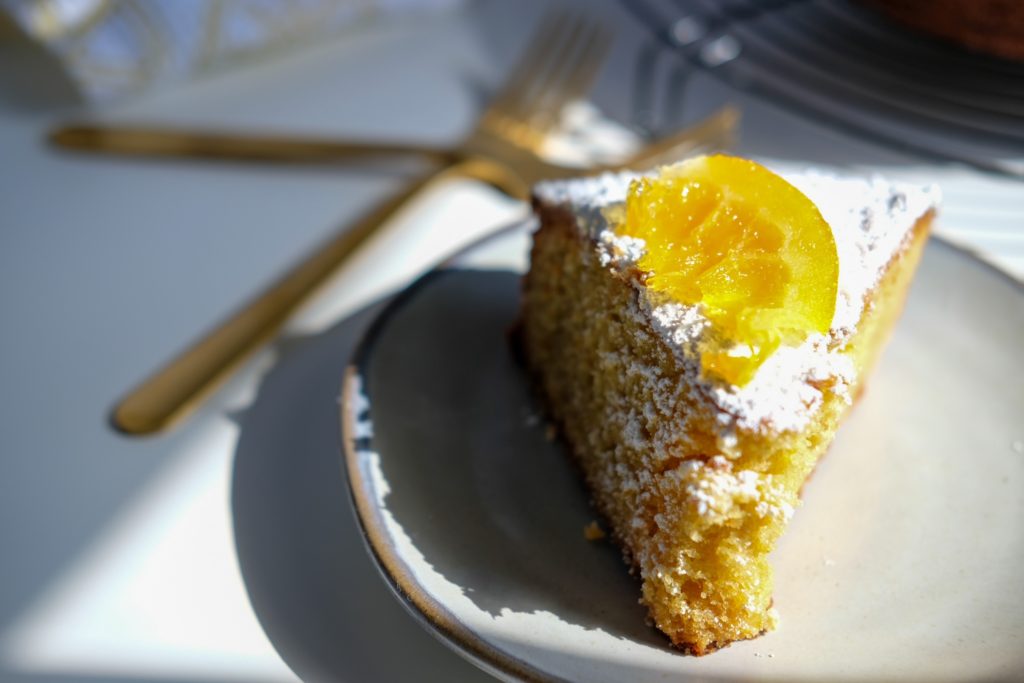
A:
[338, 218, 1022, 683]
[340, 217, 551, 683]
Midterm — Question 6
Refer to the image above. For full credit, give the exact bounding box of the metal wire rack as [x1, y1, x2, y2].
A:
[621, 0, 1024, 179]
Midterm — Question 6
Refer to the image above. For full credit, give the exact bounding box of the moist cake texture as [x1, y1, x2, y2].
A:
[521, 160, 938, 654]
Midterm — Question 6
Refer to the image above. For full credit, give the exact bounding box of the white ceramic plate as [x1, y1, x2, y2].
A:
[341, 219, 1024, 682]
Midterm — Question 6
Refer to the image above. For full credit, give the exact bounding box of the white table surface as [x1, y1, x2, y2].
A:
[1, 2, 1021, 682]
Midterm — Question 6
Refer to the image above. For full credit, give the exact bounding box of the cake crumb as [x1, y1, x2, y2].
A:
[544, 424, 558, 441]
[823, 557, 836, 567]
[584, 521, 606, 541]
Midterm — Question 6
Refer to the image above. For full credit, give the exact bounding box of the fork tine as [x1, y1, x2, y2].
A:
[482, 11, 571, 123]
[497, 15, 590, 123]
[485, 16, 610, 148]
[475, 11, 611, 152]
[559, 27, 613, 111]
[528, 24, 613, 135]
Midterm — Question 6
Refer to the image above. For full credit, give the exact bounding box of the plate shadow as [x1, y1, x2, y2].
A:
[230, 298, 492, 682]
[356, 269, 668, 650]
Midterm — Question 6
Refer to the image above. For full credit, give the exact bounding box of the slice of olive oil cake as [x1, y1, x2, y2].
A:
[520, 155, 938, 654]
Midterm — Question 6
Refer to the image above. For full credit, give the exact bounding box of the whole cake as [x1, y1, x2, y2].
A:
[520, 155, 939, 654]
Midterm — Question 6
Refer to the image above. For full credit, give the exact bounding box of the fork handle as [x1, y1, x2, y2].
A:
[112, 161, 480, 434]
[50, 124, 458, 165]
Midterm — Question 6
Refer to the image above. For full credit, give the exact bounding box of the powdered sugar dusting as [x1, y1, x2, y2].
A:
[598, 230, 646, 268]
[666, 456, 792, 524]
[786, 171, 940, 339]
[348, 373, 374, 439]
[535, 171, 635, 233]
[714, 334, 855, 434]
[648, 301, 709, 351]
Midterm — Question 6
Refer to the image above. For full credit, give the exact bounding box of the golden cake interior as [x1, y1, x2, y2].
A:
[521, 170, 934, 655]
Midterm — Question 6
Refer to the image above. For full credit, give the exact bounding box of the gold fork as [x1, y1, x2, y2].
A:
[111, 12, 613, 435]
[111, 16, 737, 435]
[51, 107, 736, 197]
[51, 109, 735, 176]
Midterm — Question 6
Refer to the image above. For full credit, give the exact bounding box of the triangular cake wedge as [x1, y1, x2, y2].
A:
[520, 157, 939, 654]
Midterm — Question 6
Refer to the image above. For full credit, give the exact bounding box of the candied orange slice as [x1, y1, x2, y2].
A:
[618, 155, 838, 385]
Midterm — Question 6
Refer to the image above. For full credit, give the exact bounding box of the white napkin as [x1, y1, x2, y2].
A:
[0, 0, 461, 102]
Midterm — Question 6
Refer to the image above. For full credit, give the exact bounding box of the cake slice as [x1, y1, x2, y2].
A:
[520, 155, 938, 654]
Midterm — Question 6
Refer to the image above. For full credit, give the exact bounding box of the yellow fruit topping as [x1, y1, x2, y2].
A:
[617, 155, 838, 385]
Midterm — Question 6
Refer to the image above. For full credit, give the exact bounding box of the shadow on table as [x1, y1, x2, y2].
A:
[228, 298, 492, 683]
